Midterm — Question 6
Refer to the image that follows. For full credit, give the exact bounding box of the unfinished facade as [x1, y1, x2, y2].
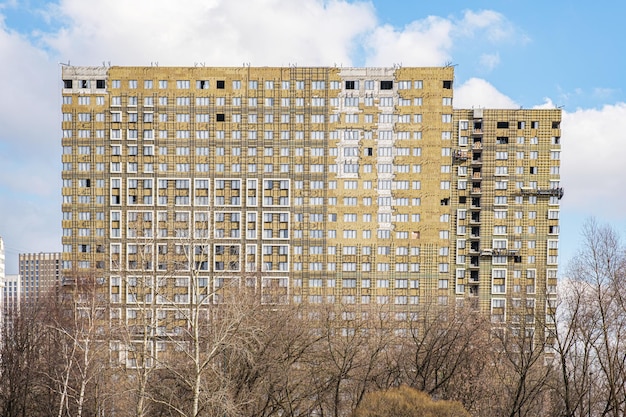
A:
[60, 66, 561, 353]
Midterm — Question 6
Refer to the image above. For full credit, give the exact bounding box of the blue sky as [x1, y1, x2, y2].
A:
[1, 0, 625, 274]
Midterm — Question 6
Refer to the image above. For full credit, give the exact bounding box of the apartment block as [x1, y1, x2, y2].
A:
[0, 236, 5, 328]
[60, 66, 561, 340]
[18, 252, 62, 304]
[2, 274, 20, 329]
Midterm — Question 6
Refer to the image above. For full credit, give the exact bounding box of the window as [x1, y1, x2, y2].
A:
[380, 80, 393, 90]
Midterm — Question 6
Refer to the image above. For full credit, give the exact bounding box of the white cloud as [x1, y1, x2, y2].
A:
[0, 14, 61, 271]
[593, 87, 619, 100]
[455, 10, 514, 42]
[454, 77, 518, 108]
[479, 52, 499, 71]
[560, 103, 626, 218]
[364, 9, 516, 67]
[0, 18, 58, 148]
[365, 17, 453, 66]
[532, 98, 557, 109]
[42, 0, 377, 66]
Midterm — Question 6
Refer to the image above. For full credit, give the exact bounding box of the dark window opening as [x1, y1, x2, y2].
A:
[530, 167, 537, 174]
[96, 80, 105, 89]
[216, 80, 225, 89]
[380, 81, 393, 90]
[474, 121, 482, 130]
[496, 137, 509, 144]
[459, 196, 467, 204]
[63, 80, 73, 89]
[345, 81, 356, 90]
[518, 121, 525, 129]
[365, 147, 373, 156]
[81, 80, 89, 88]
[531, 121, 539, 129]
[216, 114, 225, 122]
[514, 256, 522, 263]
[552, 121, 560, 129]
[497, 121, 509, 129]
[440, 198, 450, 206]
[198, 80, 208, 89]
[443, 80, 452, 89]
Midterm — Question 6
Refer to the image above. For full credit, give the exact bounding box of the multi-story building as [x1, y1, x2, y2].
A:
[0, 236, 5, 282]
[2, 274, 20, 329]
[18, 252, 62, 305]
[452, 109, 562, 333]
[60, 66, 561, 339]
[0, 236, 5, 328]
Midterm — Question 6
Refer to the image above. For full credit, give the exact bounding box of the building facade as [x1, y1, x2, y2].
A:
[60, 66, 561, 337]
[18, 252, 62, 305]
[0, 237, 5, 329]
[2, 274, 20, 329]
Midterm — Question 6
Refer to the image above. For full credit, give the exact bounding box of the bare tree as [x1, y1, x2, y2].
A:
[0, 301, 49, 417]
[554, 220, 626, 417]
[397, 302, 492, 404]
[47, 273, 111, 417]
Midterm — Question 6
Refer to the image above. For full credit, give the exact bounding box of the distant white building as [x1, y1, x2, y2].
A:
[0, 237, 4, 329]
[3, 274, 20, 330]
